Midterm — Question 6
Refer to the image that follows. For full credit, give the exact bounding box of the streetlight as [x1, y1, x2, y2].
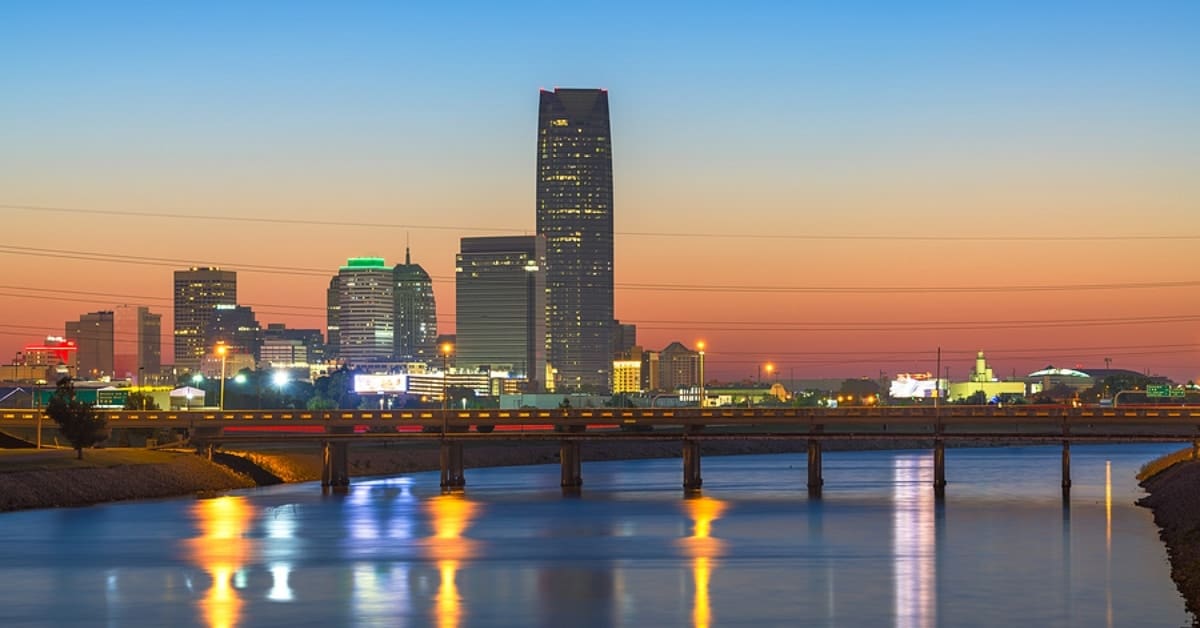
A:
[696, 340, 706, 409]
[216, 343, 229, 411]
[138, 366, 146, 410]
[272, 371, 290, 408]
[189, 373, 203, 410]
[440, 342, 454, 434]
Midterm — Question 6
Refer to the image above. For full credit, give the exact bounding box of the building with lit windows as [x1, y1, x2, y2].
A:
[205, 305, 261, 361]
[536, 88, 614, 392]
[455, 236, 546, 391]
[335, 258, 395, 365]
[393, 247, 438, 365]
[174, 267, 236, 372]
[612, 359, 642, 394]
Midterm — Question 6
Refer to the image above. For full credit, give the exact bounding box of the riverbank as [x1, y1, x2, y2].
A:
[1138, 457, 1200, 623]
[0, 449, 255, 512]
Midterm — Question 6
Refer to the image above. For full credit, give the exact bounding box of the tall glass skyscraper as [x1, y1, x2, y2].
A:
[536, 88, 614, 391]
[393, 247, 438, 365]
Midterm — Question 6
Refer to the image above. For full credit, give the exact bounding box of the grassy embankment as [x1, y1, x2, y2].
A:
[0, 448, 255, 512]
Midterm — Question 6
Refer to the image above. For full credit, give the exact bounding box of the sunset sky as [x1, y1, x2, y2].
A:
[2, 2, 1198, 382]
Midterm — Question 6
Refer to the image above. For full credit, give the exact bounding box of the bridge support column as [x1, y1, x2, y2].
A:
[1192, 439, 1199, 461]
[321, 426, 354, 491]
[807, 439, 823, 496]
[1061, 440, 1072, 500]
[933, 439, 946, 498]
[440, 440, 466, 491]
[560, 440, 582, 491]
[321, 440, 350, 489]
[683, 440, 702, 492]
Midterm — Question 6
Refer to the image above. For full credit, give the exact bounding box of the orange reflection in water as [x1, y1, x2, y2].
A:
[187, 496, 256, 628]
[425, 495, 480, 628]
[680, 497, 727, 628]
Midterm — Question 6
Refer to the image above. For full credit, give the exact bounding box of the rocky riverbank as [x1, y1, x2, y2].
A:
[1138, 459, 1200, 624]
[0, 449, 255, 512]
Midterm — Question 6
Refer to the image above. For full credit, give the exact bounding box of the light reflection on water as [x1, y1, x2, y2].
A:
[0, 445, 1189, 627]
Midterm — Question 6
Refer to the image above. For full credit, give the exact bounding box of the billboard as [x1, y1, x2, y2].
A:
[890, 373, 939, 399]
[354, 374, 408, 394]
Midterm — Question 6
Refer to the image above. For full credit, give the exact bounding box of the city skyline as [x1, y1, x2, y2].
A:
[1, 3, 1198, 382]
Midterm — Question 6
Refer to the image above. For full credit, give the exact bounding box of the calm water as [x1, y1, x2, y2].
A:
[0, 445, 1188, 627]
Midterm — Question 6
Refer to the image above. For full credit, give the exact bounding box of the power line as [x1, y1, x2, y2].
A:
[2, 243, 1197, 294]
[3, 286, 1198, 331]
[6, 203, 1200, 242]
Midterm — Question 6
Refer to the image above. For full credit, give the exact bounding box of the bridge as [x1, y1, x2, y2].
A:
[3, 405, 1198, 497]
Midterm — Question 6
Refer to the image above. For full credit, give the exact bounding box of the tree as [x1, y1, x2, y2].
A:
[123, 391, 160, 411]
[46, 377, 108, 459]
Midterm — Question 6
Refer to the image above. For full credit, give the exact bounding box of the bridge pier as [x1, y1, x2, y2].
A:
[807, 439, 823, 496]
[191, 425, 224, 461]
[682, 440, 702, 492]
[440, 440, 466, 491]
[560, 440, 582, 491]
[933, 440, 946, 498]
[1061, 440, 1072, 500]
[321, 440, 351, 489]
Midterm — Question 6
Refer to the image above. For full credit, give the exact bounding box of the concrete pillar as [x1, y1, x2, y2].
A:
[807, 439, 823, 496]
[933, 439, 946, 498]
[683, 440, 702, 492]
[321, 440, 350, 489]
[1192, 439, 1199, 461]
[560, 440, 582, 490]
[440, 440, 466, 490]
[1061, 440, 1072, 500]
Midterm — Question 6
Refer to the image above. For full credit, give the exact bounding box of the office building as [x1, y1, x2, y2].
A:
[206, 305, 262, 361]
[658, 341, 700, 392]
[536, 88, 614, 391]
[174, 267, 236, 371]
[326, 276, 341, 361]
[455, 236, 546, 390]
[65, 311, 114, 379]
[113, 306, 161, 382]
[393, 247, 438, 365]
[336, 257, 395, 365]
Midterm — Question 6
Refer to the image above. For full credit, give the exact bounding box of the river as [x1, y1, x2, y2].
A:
[0, 444, 1188, 627]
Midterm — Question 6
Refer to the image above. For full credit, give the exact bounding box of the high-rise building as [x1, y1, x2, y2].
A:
[66, 311, 114, 379]
[456, 236, 546, 390]
[612, 321, 637, 357]
[174, 267, 236, 371]
[336, 257, 395, 365]
[205, 305, 262, 361]
[393, 247, 438, 365]
[113, 305, 161, 382]
[536, 88, 614, 391]
[69, 307, 163, 381]
[326, 276, 341, 361]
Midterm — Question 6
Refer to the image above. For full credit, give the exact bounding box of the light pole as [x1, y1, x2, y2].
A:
[189, 373, 203, 410]
[441, 342, 454, 434]
[138, 366, 146, 410]
[272, 371, 290, 408]
[696, 340, 706, 408]
[216, 344, 228, 411]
